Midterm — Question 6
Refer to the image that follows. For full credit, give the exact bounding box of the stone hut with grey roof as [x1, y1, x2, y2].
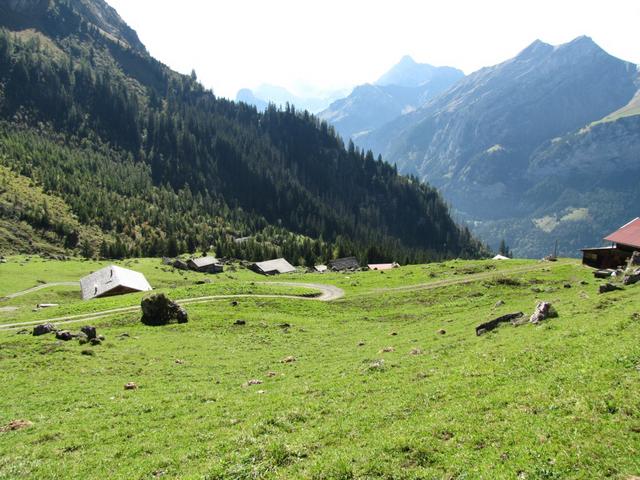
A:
[80, 265, 153, 300]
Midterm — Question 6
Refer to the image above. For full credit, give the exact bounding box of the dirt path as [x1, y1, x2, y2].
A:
[369, 261, 560, 295]
[0, 262, 560, 332]
[0, 282, 344, 331]
[1, 282, 79, 301]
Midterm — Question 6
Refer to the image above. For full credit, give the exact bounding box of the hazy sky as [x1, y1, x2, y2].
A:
[107, 0, 640, 99]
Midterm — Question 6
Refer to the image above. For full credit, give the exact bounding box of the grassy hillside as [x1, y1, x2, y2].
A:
[0, 257, 638, 478]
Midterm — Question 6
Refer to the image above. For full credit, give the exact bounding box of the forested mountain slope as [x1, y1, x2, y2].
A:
[0, 0, 486, 263]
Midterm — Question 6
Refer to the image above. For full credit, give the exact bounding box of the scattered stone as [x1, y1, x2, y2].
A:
[80, 326, 97, 340]
[623, 268, 640, 286]
[175, 359, 185, 364]
[89, 338, 102, 346]
[98, 335, 105, 341]
[594, 269, 616, 279]
[278, 323, 291, 328]
[529, 302, 557, 324]
[141, 293, 188, 326]
[494, 300, 505, 308]
[257, 390, 266, 394]
[389, 332, 398, 336]
[195, 279, 212, 285]
[564, 283, 572, 289]
[55, 331, 73, 341]
[117, 333, 130, 338]
[15, 329, 29, 335]
[0, 419, 33, 432]
[357, 341, 366, 347]
[476, 312, 524, 335]
[231, 301, 239, 307]
[81, 349, 95, 356]
[37, 303, 59, 309]
[599, 283, 622, 294]
[281, 356, 296, 363]
[580, 280, 589, 285]
[367, 359, 385, 371]
[233, 319, 246, 326]
[380, 346, 395, 353]
[266, 371, 277, 378]
[124, 382, 138, 390]
[409, 348, 423, 355]
[245, 379, 263, 386]
[78, 336, 88, 345]
[437, 329, 446, 335]
[33, 323, 56, 336]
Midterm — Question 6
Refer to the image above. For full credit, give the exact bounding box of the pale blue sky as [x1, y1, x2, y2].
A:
[107, 0, 640, 99]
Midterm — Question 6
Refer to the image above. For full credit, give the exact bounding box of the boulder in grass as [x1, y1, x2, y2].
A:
[476, 312, 524, 335]
[599, 283, 622, 294]
[141, 293, 188, 326]
[623, 268, 640, 286]
[55, 331, 74, 341]
[33, 323, 56, 336]
[81, 326, 97, 340]
[529, 302, 557, 324]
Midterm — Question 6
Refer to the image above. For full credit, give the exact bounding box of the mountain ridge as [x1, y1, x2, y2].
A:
[355, 36, 639, 256]
[318, 56, 464, 141]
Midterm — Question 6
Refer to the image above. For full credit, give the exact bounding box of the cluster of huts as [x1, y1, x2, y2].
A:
[79, 255, 399, 301]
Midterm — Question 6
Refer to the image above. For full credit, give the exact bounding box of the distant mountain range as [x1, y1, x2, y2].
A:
[318, 56, 464, 141]
[328, 37, 640, 258]
[235, 84, 348, 114]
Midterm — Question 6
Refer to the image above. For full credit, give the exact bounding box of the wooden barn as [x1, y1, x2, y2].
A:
[367, 263, 400, 271]
[582, 217, 640, 269]
[80, 265, 153, 301]
[250, 258, 296, 275]
[187, 256, 223, 274]
[328, 257, 360, 271]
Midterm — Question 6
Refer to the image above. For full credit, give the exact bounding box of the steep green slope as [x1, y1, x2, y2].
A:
[0, 0, 486, 262]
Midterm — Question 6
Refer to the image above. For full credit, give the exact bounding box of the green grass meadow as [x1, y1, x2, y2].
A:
[0, 257, 639, 479]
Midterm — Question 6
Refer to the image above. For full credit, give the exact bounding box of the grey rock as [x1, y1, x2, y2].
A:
[476, 312, 524, 335]
[55, 331, 73, 341]
[529, 302, 557, 324]
[141, 293, 188, 326]
[599, 283, 622, 294]
[80, 326, 97, 340]
[33, 323, 56, 336]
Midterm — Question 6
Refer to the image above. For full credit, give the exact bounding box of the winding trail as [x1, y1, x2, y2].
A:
[0, 282, 344, 331]
[368, 261, 562, 296]
[0, 261, 565, 332]
[1, 282, 79, 301]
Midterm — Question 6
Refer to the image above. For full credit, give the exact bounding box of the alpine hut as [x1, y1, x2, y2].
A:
[328, 257, 360, 271]
[187, 256, 223, 274]
[80, 265, 153, 301]
[582, 217, 640, 269]
[250, 258, 296, 275]
[367, 262, 400, 271]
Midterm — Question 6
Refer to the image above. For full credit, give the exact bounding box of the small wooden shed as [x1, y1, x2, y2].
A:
[328, 257, 360, 271]
[250, 258, 296, 275]
[188, 256, 223, 274]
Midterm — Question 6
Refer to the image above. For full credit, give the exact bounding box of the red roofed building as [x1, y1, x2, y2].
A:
[582, 217, 640, 269]
[603, 217, 640, 249]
